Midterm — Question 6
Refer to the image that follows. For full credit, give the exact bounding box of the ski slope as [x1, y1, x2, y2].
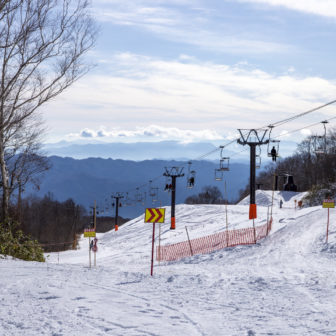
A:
[1, 190, 336, 336]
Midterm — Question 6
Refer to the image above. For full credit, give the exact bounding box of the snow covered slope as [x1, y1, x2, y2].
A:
[238, 189, 307, 207]
[1, 191, 336, 336]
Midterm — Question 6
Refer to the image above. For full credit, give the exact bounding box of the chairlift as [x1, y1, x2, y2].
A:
[151, 187, 159, 203]
[256, 145, 261, 169]
[135, 188, 143, 203]
[186, 161, 196, 189]
[125, 192, 133, 206]
[148, 181, 158, 203]
[164, 176, 172, 192]
[149, 187, 157, 198]
[219, 146, 230, 171]
[267, 125, 280, 159]
[267, 140, 280, 157]
[215, 168, 223, 181]
[313, 120, 328, 154]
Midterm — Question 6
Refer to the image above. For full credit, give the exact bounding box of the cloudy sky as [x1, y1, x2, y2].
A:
[43, 0, 336, 145]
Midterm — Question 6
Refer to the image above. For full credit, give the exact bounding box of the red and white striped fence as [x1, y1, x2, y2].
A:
[156, 218, 272, 262]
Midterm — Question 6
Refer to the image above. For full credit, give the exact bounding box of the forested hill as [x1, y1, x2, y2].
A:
[25, 156, 250, 218]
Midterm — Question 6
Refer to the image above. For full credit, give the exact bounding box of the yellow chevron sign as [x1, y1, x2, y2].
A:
[145, 208, 165, 223]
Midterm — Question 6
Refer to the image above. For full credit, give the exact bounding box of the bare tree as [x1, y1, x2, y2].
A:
[0, 0, 96, 219]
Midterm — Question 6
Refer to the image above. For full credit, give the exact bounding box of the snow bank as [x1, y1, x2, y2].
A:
[238, 190, 307, 207]
[1, 190, 335, 336]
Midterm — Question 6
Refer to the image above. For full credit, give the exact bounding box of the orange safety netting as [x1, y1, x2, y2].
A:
[156, 218, 272, 262]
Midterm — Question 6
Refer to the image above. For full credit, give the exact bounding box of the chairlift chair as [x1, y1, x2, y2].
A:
[164, 176, 172, 192]
[219, 158, 230, 171]
[256, 145, 261, 169]
[186, 161, 196, 189]
[267, 140, 280, 157]
[267, 125, 280, 159]
[313, 136, 325, 154]
[149, 180, 157, 198]
[149, 187, 157, 197]
[187, 170, 196, 188]
[151, 187, 159, 203]
[215, 168, 223, 181]
[219, 146, 230, 171]
[135, 189, 143, 203]
[313, 120, 328, 154]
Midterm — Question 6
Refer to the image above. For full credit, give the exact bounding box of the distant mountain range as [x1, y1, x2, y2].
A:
[25, 156, 250, 218]
[43, 139, 298, 162]
[43, 141, 219, 161]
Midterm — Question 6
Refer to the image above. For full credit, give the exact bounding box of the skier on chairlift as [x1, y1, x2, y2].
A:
[271, 146, 277, 162]
[188, 176, 195, 188]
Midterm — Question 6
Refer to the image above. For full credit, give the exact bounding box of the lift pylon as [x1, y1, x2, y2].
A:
[237, 128, 269, 222]
[163, 166, 184, 229]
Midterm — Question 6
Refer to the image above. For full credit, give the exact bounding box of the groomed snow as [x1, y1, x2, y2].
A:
[1, 190, 336, 336]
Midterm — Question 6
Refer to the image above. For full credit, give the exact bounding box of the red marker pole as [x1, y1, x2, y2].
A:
[151, 222, 156, 276]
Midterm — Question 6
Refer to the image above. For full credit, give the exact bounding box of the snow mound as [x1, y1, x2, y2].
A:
[238, 190, 307, 207]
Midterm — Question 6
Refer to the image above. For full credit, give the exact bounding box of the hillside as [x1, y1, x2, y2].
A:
[24, 156, 250, 217]
[1, 190, 335, 335]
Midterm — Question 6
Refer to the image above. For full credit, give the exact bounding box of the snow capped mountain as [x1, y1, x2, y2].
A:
[1, 190, 335, 335]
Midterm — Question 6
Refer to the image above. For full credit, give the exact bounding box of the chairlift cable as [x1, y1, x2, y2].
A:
[259, 99, 336, 130]
[272, 116, 336, 139]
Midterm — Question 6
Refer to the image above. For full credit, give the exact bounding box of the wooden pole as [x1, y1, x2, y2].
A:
[185, 226, 193, 256]
[151, 222, 156, 276]
[270, 173, 275, 223]
[94, 200, 97, 231]
[326, 208, 330, 243]
[253, 219, 256, 243]
[158, 222, 161, 265]
[224, 181, 229, 247]
[94, 246, 96, 267]
[89, 237, 91, 268]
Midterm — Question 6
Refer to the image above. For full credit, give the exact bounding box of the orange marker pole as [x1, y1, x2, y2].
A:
[151, 222, 156, 276]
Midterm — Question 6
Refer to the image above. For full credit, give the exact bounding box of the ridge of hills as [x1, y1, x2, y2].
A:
[25, 156, 250, 218]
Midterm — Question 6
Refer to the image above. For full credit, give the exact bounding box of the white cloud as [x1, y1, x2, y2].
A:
[239, 0, 336, 18]
[44, 53, 336, 142]
[68, 125, 224, 143]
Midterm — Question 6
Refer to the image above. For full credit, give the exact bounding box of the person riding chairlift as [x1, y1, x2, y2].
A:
[188, 176, 195, 187]
[164, 183, 173, 191]
[271, 146, 277, 162]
